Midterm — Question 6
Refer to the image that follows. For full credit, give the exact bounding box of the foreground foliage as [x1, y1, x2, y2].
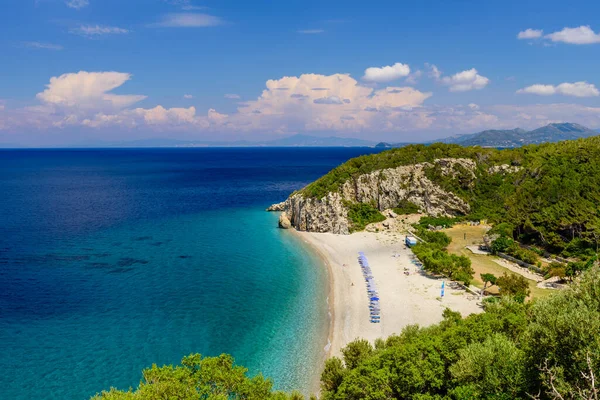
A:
[91, 354, 308, 400]
[321, 267, 600, 400]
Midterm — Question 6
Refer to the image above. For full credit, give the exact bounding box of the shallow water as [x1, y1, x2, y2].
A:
[0, 147, 379, 399]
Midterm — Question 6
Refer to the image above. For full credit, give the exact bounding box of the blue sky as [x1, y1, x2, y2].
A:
[1, 0, 600, 146]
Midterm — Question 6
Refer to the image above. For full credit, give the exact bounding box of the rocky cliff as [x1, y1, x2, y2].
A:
[269, 158, 477, 234]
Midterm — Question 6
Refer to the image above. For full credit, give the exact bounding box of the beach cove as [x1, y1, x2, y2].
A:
[291, 229, 483, 360]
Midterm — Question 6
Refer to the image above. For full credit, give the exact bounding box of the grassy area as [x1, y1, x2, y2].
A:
[443, 225, 549, 299]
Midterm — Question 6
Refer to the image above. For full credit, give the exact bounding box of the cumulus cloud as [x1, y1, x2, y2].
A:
[70, 25, 129, 37]
[517, 82, 599, 97]
[183, 94, 194, 99]
[517, 28, 543, 39]
[224, 94, 241, 99]
[314, 96, 344, 104]
[154, 13, 224, 27]
[66, 0, 89, 9]
[440, 68, 490, 92]
[22, 41, 63, 50]
[545, 26, 600, 44]
[36, 71, 146, 110]
[4, 70, 600, 140]
[362, 63, 411, 83]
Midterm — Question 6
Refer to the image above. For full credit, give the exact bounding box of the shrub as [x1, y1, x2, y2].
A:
[345, 202, 386, 232]
[393, 199, 421, 215]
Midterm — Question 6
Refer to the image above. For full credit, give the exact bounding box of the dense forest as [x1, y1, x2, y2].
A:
[92, 267, 600, 399]
[300, 137, 600, 258]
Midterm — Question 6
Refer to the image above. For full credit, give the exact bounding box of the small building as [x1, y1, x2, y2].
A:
[405, 236, 418, 247]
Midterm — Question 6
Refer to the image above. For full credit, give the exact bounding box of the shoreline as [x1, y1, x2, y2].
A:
[287, 228, 335, 395]
[289, 228, 485, 382]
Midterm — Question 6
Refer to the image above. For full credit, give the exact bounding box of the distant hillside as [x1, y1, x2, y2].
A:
[445, 123, 598, 147]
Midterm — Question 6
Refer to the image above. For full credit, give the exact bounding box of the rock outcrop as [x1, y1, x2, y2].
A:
[488, 164, 521, 175]
[278, 213, 292, 229]
[270, 158, 476, 234]
[267, 201, 286, 212]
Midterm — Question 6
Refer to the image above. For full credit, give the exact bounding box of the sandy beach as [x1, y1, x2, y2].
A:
[293, 230, 483, 359]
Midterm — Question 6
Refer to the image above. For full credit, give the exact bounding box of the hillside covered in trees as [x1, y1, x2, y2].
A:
[92, 267, 600, 399]
[298, 136, 600, 258]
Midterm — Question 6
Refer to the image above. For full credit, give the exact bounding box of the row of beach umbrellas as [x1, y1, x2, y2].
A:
[358, 252, 380, 324]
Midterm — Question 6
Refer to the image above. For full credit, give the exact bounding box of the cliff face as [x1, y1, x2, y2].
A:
[270, 158, 476, 234]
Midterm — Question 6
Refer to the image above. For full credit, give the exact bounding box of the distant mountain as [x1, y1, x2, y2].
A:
[444, 123, 598, 148]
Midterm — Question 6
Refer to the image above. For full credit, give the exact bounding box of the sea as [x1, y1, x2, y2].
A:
[0, 147, 380, 399]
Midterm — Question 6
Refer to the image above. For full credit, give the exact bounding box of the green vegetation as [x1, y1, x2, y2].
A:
[92, 269, 600, 400]
[321, 267, 600, 399]
[496, 272, 531, 302]
[415, 216, 461, 230]
[490, 235, 540, 265]
[393, 199, 421, 215]
[91, 353, 309, 400]
[300, 137, 600, 259]
[411, 223, 474, 285]
[345, 201, 386, 232]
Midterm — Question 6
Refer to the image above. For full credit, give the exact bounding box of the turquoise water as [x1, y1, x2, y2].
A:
[0, 148, 380, 399]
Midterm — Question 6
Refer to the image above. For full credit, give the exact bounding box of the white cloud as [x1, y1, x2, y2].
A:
[5, 70, 600, 140]
[313, 96, 344, 105]
[70, 25, 129, 37]
[183, 94, 194, 99]
[440, 68, 490, 92]
[517, 28, 543, 39]
[36, 71, 146, 111]
[405, 70, 422, 85]
[426, 63, 442, 80]
[545, 26, 600, 44]
[155, 13, 224, 27]
[517, 82, 599, 97]
[224, 94, 241, 99]
[22, 41, 63, 50]
[66, 0, 89, 9]
[297, 29, 324, 34]
[362, 63, 411, 83]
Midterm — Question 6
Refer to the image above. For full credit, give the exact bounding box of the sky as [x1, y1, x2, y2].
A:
[1, 0, 600, 146]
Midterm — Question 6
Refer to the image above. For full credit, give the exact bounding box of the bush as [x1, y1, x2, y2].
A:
[491, 236, 514, 254]
[416, 216, 461, 229]
[487, 222, 514, 238]
[345, 202, 386, 232]
[496, 273, 530, 301]
[393, 199, 421, 215]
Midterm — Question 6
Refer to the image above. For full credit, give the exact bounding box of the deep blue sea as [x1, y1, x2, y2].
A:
[0, 147, 380, 399]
